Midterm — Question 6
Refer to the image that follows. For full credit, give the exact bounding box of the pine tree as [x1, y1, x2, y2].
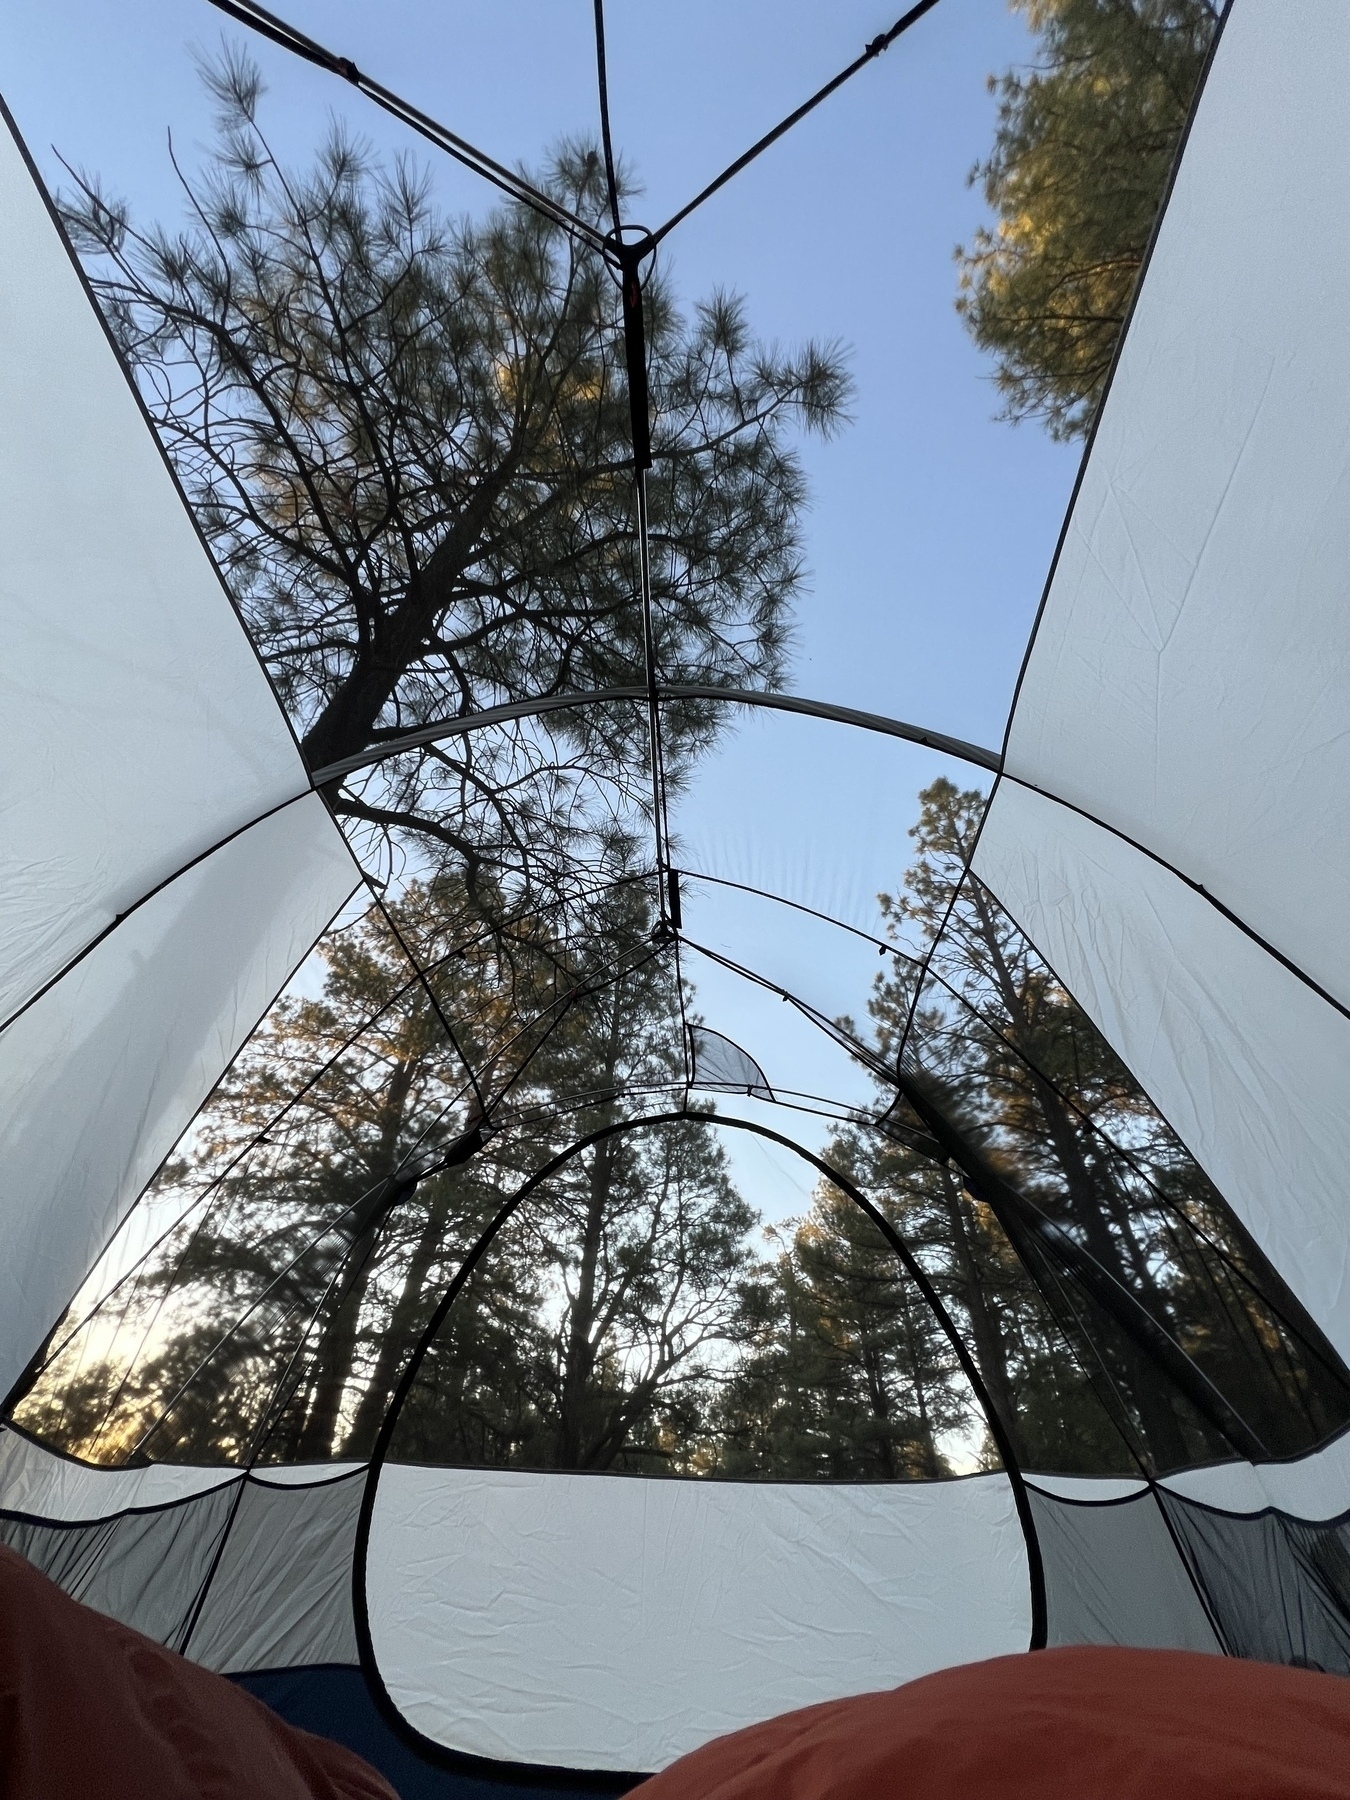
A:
[847, 778, 1350, 1474]
[713, 1182, 968, 1480]
[16, 884, 768, 1470]
[61, 50, 850, 900]
[957, 0, 1220, 438]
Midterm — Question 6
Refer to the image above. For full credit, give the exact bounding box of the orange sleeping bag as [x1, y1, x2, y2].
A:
[635, 1644, 1350, 1800]
[0, 1544, 394, 1800]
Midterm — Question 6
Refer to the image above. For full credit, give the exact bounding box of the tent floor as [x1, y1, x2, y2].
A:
[232, 1665, 639, 1800]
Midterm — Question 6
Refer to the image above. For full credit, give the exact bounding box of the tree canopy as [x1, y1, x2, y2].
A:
[957, 0, 1221, 439]
[17, 33, 1350, 1486]
[20, 781, 1350, 1482]
[63, 50, 849, 900]
[833, 779, 1350, 1475]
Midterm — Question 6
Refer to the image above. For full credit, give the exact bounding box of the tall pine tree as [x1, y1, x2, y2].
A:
[957, 0, 1220, 438]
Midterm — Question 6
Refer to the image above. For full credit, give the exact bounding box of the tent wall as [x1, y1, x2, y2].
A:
[9, 1425, 1350, 1770]
[0, 1417, 232, 1516]
[1154, 1491, 1350, 1668]
[1027, 1485, 1221, 1654]
[4, 0, 1350, 1784]
[0, 797, 357, 1397]
[1032, 1428, 1350, 1523]
[0, 1430, 362, 1674]
[1030, 1478, 1350, 1674]
[974, 788, 1350, 1364]
[0, 105, 360, 1397]
[995, 0, 1350, 1013]
[0, 1480, 243, 1654]
[187, 1471, 363, 1673]
[364, 1464, 1030, 1772]
[0, 104, 320, 1028]
[974, 0, 1350, 1358]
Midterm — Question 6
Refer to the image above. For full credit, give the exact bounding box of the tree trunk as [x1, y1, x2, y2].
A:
[555, 987, 626, 1468]
[965, 884, 1193, 1468]
[555, 1133, 615, 1468]
[300, 450, 527, 772]
[898, 1289, 945, 1477]
[859, 1331, 898, 1479]
[342, 1176, 473, 1456]
[937, 1166, 1028, 1466]
[294, 1056, 416, 1459]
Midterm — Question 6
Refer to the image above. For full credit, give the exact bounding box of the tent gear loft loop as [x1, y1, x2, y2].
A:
[617, 239, 656, 474]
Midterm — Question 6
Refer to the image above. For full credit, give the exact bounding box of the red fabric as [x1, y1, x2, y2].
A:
[633, 1645, 1350, 1800]
[0, 1544, 395, 1800]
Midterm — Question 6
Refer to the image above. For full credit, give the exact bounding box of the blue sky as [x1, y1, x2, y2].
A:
[1, 0, 1082, 1217]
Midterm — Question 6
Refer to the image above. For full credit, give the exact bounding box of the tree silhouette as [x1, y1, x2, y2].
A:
[957, 0, 1220, 438]
[837, 779, 1350, 1475]
[62, 50, 850, 902]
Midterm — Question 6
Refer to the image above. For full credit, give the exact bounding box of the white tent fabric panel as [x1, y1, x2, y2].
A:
[1026, 1475, 1149, 1504]
[1027, 1427, 1350, 1521]
[0, 1425, 232, 1518]
[0, 794, 357, 1398]
[974, 782, 1350, 1364]
[0, 102, 314, 1028]
[365, 1464, 1031, 1772]
[1158, 1429, 1350, 1522]
[0, 1425, 362, 1521]
[1001, 0, 1350, 1013]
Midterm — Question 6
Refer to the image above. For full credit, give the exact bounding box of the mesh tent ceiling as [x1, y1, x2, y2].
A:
[2, 0, 1350, 1790]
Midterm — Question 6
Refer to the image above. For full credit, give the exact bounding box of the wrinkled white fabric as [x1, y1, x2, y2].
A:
[365, 1465, 1030, 1771]
[0, 1426, 232, 1518]
[1158, 1428, 1350, 1521]
[0, 1425, 364, 1521]
[1004, 0, 1350, 1012]
[0, 106, 312, 1027]
[975, 784, 1350, 1362]
[1029, 1428, 1350, 1521]
[0, 797, 356, 1396]
[1024, 1475, 1147, 1504]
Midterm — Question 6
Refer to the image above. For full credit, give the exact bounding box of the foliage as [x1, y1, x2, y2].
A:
[17, 15, 1350, 1505]
[60, 49, 849, 899]
[394, 1118, 759, 1474]
[18, 794, 1350, 1478]
[15, 877, 684, 1464]
[957, 0, 1221, 438]
[14, 875, 974, 1476]
[711, 1185, 968, 1480]
[837, 779, 1350, 1475]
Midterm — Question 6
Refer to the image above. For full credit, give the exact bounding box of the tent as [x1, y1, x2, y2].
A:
[2, 0, 1349, 1790]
